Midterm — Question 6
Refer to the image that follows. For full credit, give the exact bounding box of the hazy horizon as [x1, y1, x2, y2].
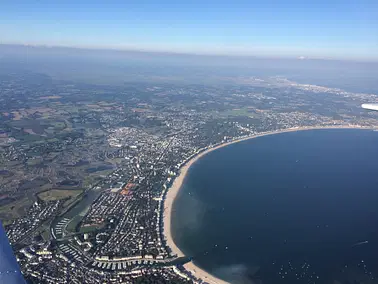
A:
[1, 0, 377, 61]
[2, 43, 378, 63]
[1, 43, 378, 94]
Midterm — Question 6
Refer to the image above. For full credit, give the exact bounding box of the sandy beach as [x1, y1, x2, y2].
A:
[163, 125, 373, 283]
[163, 141, 231, 284]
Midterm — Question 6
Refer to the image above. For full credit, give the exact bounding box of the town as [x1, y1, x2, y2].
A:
[1, 71, 378, 283]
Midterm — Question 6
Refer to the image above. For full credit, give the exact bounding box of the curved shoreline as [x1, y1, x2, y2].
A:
[163, 125, 374, 283]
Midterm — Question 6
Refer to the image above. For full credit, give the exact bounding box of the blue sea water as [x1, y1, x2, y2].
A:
[171, 129, 378, 284]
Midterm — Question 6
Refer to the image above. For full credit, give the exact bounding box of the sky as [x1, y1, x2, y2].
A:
[0, 0, 377, 60]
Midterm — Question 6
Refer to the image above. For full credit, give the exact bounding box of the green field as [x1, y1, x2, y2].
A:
[37, 189, 83, 202]
[0, 197, 31, 222]
[217, 108, 254, 117]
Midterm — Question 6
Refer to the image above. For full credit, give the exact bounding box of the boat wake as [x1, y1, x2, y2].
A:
[352, 240, 368, 247]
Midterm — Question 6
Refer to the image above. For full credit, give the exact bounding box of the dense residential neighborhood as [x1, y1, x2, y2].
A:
[1, 70, 378, 283]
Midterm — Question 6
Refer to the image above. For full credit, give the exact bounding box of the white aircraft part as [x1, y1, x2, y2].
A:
[361, 104, 378, 111]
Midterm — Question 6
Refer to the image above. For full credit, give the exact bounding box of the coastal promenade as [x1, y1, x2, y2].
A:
[163, 124, 374, 284]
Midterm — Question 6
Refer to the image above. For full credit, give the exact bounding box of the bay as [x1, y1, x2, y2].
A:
[172, 129, 378, 284]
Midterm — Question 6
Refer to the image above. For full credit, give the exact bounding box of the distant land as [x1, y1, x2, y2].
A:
[1, 44, 377, 92]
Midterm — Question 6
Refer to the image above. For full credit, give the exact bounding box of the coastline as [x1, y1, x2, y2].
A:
[163, 125, 374, 284]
